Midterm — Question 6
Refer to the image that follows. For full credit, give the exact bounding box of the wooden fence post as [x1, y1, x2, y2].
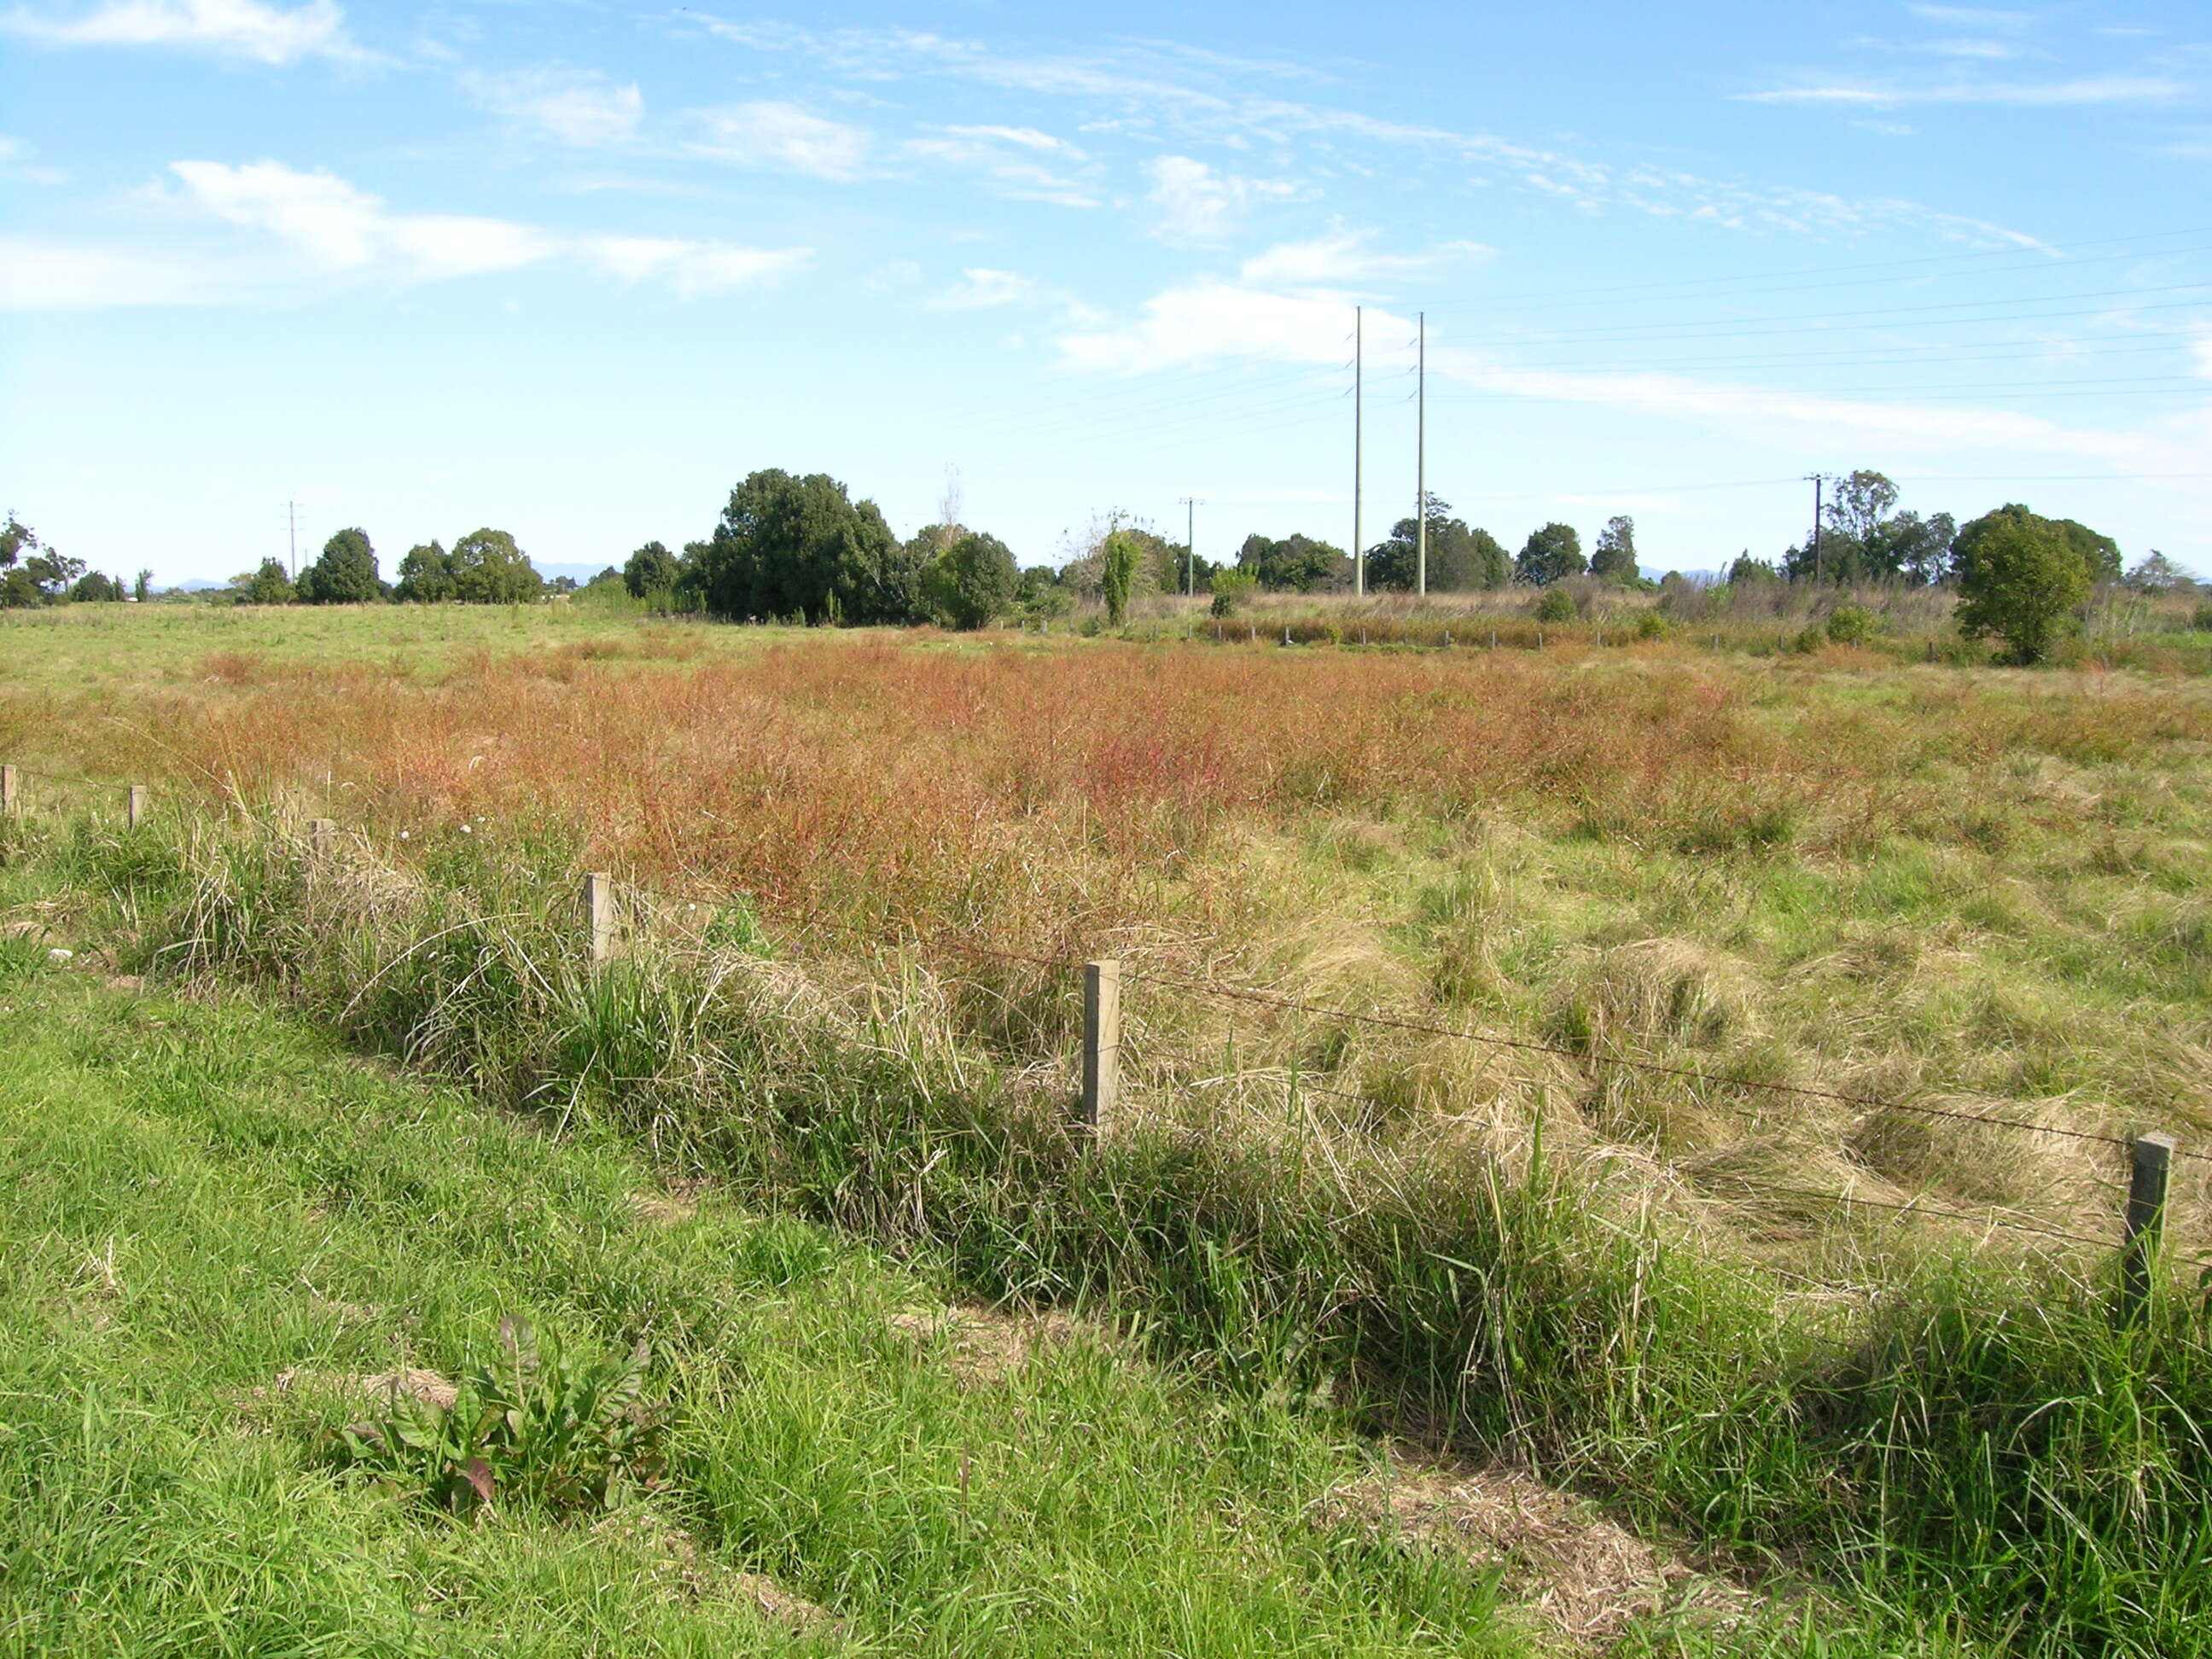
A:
[0, 765, 15, 815]
[310, 818, 335, 856]
[2120, 1132, 2174, 1322]
[582, 871, 616, 966]
[1080, 959, 1121, 1136]
[126, 785, 148, 829]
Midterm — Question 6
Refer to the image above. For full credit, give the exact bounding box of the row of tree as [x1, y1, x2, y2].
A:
[233, 527, 547, 606]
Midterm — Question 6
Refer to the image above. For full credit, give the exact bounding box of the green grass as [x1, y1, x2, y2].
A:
[0, 950, 1569, 1656]
[8, 807, 2209, 1659]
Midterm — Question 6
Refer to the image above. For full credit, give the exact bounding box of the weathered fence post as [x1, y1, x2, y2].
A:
[2120, 1132, 2174, 1322]
[0, 764, 15, 815]
[126, 784, 148, 830]
[310, 818, 335, 857]
[582, 871, 616, 966]
[1283, 626, 1292, 647]
[1536, 631, 1545, 650]
[1444, 631, 1453, 649]
[1080, 959, 1121, 1137]
[1489, 631, 1497, 650]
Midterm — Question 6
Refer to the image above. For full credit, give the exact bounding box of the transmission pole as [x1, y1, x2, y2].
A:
[1416, 311, 1427, 597]
[287, 498, 300, 580]
[1804, 474, 1825, 583]
[1353, 306, 1364, 598]
[1179, 496, 1201, 596]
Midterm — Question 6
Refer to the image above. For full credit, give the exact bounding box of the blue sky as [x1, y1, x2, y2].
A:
[3, 0, 2210, 585]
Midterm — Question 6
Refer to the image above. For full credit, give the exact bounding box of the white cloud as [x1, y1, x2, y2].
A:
[1059, 281, 1385, 375]
[0, 133, 67, 183]
[929, 267, 1037, 310]
[1905, 4, 2036, 30]
[1740, 76, 2184, 107]
[0, 0, 369, 64]
[690, 102, 869, 180]
[2191, 330, 2212, 380]
[169, 159, 552, 276]
[466, 67, 642, 148]
[904, 125, 1097, 207]
[1235, 225, 1489, 286]
[1144, 154, 1301, 243]
[582, 236, 808, 296]
[0, 236, 224, 307]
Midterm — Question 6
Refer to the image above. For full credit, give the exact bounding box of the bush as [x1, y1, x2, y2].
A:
[1534, 588, 1576, 625]
[1634, 608, 1668, 641]
[2192, 602, 2212, 633]
[1953, 509, 2095, 662]
[1825, 603, 1877, 646]
[1209, 569, 1257, 618]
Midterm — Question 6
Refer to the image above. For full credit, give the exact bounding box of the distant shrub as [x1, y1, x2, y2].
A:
[1209, 569, 1257, 617]
[1825, 603, 1877, 646]
[1634, 609, 1668, 641]
[1534, 588, 1576, 624]
[1793, 624, 1827, 655]
[2192, 602, 2212, 633]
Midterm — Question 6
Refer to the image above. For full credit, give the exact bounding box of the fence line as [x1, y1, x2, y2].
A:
[5, 759, 2203, 1284]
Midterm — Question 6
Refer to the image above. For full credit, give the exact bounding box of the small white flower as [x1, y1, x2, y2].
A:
[399, 830, 410, 841]
[47, 948, 73, 964]
[460, 824, 472, 834]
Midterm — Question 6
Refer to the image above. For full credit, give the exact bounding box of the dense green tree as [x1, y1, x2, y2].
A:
[1514, 521, 1585, 585]
[1953, 509, 2091, 663]
[0, 512, 35, 569]
[296, 527, 384, 604]
[622, 540, 680, 597]
[1726, 551, 1780, 586]
[237, 559, 295, 606]
[133, 569, 153, 602]
[1237, 532, 1349, 593]
[0, 514, 85, 605]
[1826, 471, 1900, 545]
[1367, 497, 1507, 591]
[70, 572, 122, 602]
[393, 542, 457, 602]
[921, 527, 1019, 629]
[696, 470, 910, 625]
[451, 528, 543, 604]
[1952, 504, 2117, 594]
[1099, 526, 1143, 626]
[1590, 515, 1639, 583]
[1875, 509, 1957, 585]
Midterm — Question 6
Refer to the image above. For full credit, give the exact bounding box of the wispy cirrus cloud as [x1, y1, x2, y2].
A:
[464, 67, 643, 148]
[1144, 154, 1305, 243]
[928, 267, 1038, 310]
[0, 0, 373, 65]
[902, 124, 1098, 207]
[1739, 76, 2186, 107]
[687, 101, 870, 179]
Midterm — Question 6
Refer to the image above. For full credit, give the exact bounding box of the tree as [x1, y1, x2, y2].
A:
[133, 569, 153, 602]
[1726, 551, 1780, 586]
[1365, 497, 1507, 591]
[236, 558, 295, 606]
[1237, 532, 1349, 593]
[1953, 510, 2089, 663]
[922, 528, 1019, 629]
[1875, 509, 1956, 585]
[622, 540, 681, 597]
[1, 512, 36, 569]
[70, 572, 121, 602]
[1952, 504, 2118, 594]
[695, 470, 911, 625]
[1826, 470, 1901, 546]
[2125, 550, 2192, 593]
[1514, 522, 1584, 585]
[450, 528, 543, 604]
[393, 542, 457, 602]
[296, 527, 384, 604]
[1099, 525, 1143, 626]
[1590, 515, 1639, 583]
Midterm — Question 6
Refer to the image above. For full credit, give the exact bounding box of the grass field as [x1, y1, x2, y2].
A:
[6, 600, 2212, 1656]
[0, 939, 1595, 1656]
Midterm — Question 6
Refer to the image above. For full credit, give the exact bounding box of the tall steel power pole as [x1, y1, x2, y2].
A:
[1353, 306, 1365, 598]
[1179, 496, 1201, 596]
[287, 498, 300, 580]
[1804, 474, 1826, 583]
[1416, 311, 1428, 597]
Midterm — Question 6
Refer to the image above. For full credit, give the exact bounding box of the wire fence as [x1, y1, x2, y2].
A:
[6, 760, 2206, 1280]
